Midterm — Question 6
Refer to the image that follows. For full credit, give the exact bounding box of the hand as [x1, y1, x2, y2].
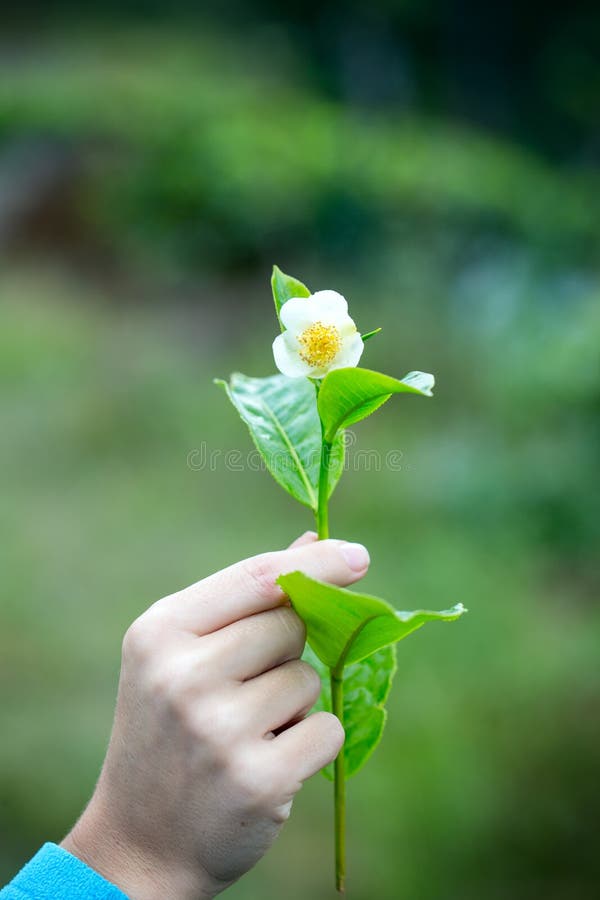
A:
[61, 533, 370, 900]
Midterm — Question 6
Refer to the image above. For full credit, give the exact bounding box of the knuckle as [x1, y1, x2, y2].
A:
[146, 656, 182, 700]
[122, 615, 158, 661]
[282, 607, 307, 640]
[293, 660, 322, 700]
[171, 646, 211, 698]
[273, 607, 306, 653]
[271, 799, 293, 825]
[228, 751, 298, 821]
[143, 649, 207, 713]
[241, 553, 280, 600]
[191, 695, 237, 746]
[232, 755, 272, 809]
[187, 704, 214, 743]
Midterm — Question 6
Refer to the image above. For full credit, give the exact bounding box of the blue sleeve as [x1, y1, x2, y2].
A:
[0, 843, 129, 899]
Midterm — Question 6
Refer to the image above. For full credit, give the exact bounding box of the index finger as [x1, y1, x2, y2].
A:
[155, 539, 370, 635]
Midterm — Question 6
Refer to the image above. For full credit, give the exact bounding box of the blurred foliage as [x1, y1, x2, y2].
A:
[5, 1, 600, 161]
[1, 15, 599, 900]
[1, 31, 600, 276]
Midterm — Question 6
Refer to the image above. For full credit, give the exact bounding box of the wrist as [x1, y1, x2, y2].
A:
[61, 796, 218, 900]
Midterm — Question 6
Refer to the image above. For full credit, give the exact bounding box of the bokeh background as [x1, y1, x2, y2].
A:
[1, 3, 599, 898]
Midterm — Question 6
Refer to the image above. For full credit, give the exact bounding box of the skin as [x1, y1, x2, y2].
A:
[61, 533, 370, 900]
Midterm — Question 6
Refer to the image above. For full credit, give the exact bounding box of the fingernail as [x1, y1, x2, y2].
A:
[339, 542, 370, 572]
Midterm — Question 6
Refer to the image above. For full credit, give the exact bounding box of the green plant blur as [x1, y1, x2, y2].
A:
[1, 10, 599, 900]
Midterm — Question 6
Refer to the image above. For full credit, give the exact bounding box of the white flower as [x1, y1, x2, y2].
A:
[273, 290, 364, 378]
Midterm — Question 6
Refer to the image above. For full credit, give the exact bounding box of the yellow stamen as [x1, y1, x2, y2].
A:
[298, 321, 342, 369]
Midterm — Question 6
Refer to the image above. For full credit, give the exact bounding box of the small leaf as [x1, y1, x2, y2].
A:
[304, 643, 397, 779]
[360, 327, 382, 342]
[318, 367, 435, 442]
[216, 373, 344, 511]
[271, 265, 311, 329]
[278, 570, 466, 669]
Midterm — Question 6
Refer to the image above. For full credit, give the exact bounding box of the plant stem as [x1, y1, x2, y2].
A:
[331, 665, 346, 894]
[316, 438, 331, 540]
[313, 387, 346, 891]
[316, 430, 346, 892]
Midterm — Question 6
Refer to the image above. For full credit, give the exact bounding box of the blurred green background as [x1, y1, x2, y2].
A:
[1, 3, 599, 898]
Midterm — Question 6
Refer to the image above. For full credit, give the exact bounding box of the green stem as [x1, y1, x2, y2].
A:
[331, 666, 346, 894]
[313, 382, 345, 891]
[316, 438, 331, 540]
[316, 428, 346, 892]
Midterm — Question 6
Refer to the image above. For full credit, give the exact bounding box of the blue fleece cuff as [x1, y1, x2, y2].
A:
[0, 842, 129, 899]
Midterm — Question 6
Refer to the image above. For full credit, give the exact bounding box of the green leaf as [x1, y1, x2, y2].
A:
[216, 373, 345, 511]
[278, 570, 466, 669]
[360, 327, 382, 342]
[318, 367, 435, 442]
[271, 265, 311, 329]
[304, 642, 397, 779]
[294, 574, 464, 781]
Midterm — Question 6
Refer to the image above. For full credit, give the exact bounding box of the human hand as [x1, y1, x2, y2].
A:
[61, 533, 370, 900]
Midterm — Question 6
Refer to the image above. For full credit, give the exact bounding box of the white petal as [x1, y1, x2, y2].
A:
[337, 315, 360, 338]
[310, 290, 348, 325]
[279, 298, 313, 334]
[330, 332, 364, 370]
[272, 333, 312, 377]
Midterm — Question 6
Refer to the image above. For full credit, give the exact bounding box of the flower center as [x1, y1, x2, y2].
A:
[298, 321, 342, 368]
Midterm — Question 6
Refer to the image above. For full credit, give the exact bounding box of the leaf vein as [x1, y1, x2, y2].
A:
[258, 399, 318, 509]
